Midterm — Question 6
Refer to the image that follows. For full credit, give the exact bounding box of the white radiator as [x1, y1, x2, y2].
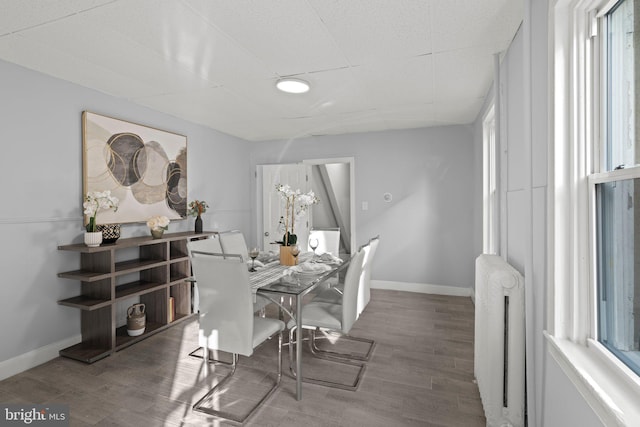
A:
[474, 254, 525, 427]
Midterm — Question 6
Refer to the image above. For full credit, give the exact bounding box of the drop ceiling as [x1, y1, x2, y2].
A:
[0, 0, 523, 141]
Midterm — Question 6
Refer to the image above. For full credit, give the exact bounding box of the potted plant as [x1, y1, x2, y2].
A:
[188, 200, 209, 233]
[83, 190, 119, 247]
[275, 184, 318, 265]
[147, 215, 170, 239]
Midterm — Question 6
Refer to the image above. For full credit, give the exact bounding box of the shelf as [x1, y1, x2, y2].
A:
[114, 258, 166, 275]
[169, 275, 191, 285]
[114, 321, 164, 350]
[57, 269, 111, 282]
[58, 295, 111, 311]
[115, 280, 165, 300]
[57, 231, 217, 363]
[59, 342, 111, 363]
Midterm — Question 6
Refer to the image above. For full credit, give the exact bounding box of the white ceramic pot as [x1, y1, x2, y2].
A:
[84, 231, 103, 247]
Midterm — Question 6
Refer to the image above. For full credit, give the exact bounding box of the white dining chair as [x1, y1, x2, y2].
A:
[188, 250, 284, 425]
[288, 247, 372, 390]
[186, 234, 223, 314]
[309, 236, 379, 361]
[308, 228, 340, 256]
[218, 230, 271, 313]
[219, 230, 250, 258]
[314, 235, 380, 316]
[357, 235, 379, 316]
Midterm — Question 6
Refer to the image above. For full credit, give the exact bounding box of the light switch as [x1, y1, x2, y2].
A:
[362, 201, 368, 211]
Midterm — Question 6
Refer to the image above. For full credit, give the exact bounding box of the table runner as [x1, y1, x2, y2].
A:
[249, 252, 313, 292]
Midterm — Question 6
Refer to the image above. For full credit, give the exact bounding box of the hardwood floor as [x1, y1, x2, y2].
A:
[0, 290, 485, 426]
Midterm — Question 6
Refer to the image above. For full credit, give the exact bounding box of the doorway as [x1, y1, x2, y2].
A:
[257, 157, 355, 255]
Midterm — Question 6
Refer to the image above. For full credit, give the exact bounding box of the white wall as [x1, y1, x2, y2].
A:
[0, 59, 251, 367]
[249, 126, 477, 289]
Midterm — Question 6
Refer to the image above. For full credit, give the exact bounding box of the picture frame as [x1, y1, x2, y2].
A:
[82, 111, 187, 225]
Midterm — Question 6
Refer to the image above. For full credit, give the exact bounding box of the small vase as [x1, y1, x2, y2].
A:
[84, 231, 103, 247]
[97, 224, 120, 244]
[194, 215, 203, 233]
[151, 229, 164, 239]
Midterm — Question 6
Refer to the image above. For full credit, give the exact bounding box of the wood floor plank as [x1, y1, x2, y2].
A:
[0, 289, 486, 426]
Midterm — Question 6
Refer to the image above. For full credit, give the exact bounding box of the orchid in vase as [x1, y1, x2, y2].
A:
[275, 183, 319, 246]
[83, 190, 119, 232]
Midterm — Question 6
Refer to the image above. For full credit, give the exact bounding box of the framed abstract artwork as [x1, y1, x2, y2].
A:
[82, 111, 187, 225]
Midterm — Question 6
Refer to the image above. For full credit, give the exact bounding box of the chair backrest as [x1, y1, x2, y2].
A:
[187, 235, 223, 259]
[308, 228, 340, 256]
[187, 248, 254, 356]
[219, 230, 249, 258]
[187, 236, 224, 282]
[340, 247, 366, 334]
[357, 235, 380, 316]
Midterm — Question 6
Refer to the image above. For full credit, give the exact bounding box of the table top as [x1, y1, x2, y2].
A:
[250, 252, 350, 297]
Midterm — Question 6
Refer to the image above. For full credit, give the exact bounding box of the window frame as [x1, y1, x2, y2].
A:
[483, 103, 498, 255]
[549, 0, 640, 425]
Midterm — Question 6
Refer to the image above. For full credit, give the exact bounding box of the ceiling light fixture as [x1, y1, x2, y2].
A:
[276, 78, 310, 94]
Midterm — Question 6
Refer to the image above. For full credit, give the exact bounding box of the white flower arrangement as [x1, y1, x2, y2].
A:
[275, 183, 319, 246]
[83, 190, 119, 232]
[147, 215, 170, 231]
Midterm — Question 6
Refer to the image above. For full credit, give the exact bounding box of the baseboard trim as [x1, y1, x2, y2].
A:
[371, 280, 473, 297]
[0, 335, 81, 381]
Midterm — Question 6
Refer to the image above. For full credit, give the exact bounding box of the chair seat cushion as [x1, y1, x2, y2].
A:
[289, 301, 342, 331]
[253, 317, 284, 349]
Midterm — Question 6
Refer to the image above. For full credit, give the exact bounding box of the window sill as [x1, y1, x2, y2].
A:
[545, 332, 640, 427]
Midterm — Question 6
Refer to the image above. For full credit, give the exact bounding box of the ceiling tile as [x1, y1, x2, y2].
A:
[0, 33, 158, 98]
[431, 0, 523, 53]
[432, 46, 494, 102]
[308, 0, 432, 66]
[0, 0, 114, 36]
[352, 54, 434, 108]
[184, 0, 349, 76]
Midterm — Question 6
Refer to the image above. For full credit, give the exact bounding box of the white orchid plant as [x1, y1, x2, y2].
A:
[275, 183, 319, 246]
[84, 190, 119, 232]
[147, 215, 170, 231]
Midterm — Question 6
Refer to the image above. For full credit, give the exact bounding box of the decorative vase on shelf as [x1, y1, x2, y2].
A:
[194, 215, 203, 233]
[97, 224, 120, 244]
[84, 231, 103, 247]
[151, 229, 164, 239]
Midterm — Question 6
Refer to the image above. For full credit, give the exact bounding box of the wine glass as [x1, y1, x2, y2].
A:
[249, 247, 260, 272]
[309, 238, 319, 261]
[290, 244, 301, 264]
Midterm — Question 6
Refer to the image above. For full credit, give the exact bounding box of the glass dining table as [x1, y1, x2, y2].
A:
[249, 251, 351, 401]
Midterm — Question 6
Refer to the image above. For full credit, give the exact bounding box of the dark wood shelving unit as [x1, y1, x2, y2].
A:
[57, 230, 216, 363]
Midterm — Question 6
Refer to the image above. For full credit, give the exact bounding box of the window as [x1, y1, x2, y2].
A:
[549, 0, 640, 423]
[483, 105, 498, 254]
[594, 0, 640, 377]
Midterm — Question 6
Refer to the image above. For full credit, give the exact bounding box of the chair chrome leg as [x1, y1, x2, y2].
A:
[193, 332, 283, 425]
[189, 347, 234, 366]
[309, 328, 376, 362]
[288, 327, 366, 391]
